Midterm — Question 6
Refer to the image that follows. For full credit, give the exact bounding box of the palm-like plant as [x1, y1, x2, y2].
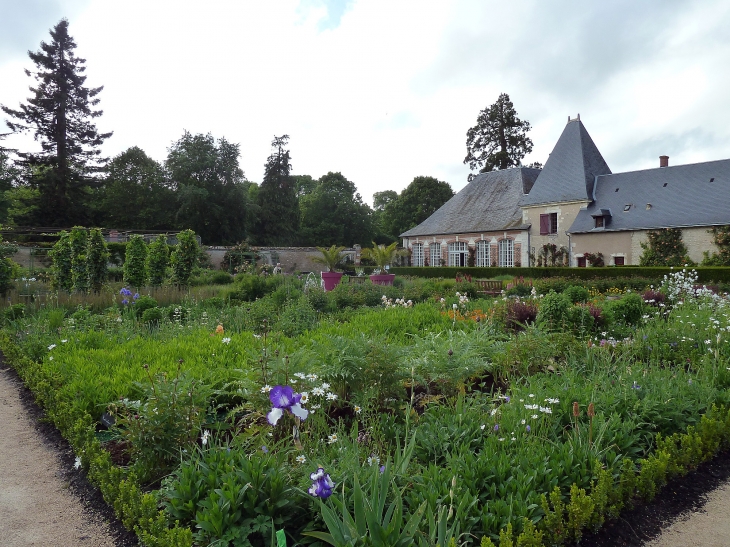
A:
[361, 242, 400, 270]
[312, 245, 346, 272]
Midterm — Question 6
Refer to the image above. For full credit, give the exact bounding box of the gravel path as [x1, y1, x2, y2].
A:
[0, 363, 132, 547]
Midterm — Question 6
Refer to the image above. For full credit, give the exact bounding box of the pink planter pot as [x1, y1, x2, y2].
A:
[321, 271, 344, 291]
[369, 273, 396, 286]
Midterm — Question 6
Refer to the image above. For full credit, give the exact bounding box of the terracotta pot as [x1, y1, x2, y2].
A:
[369, 273, 396, 286]
[321, 271, 344, 291]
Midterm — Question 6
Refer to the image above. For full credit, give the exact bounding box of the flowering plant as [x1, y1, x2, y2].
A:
[267, 385, 309, 425]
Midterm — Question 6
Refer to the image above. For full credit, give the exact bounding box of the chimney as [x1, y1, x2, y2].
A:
[659, 155, 669, 168]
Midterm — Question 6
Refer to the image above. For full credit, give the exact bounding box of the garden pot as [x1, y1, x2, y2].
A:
[369, 273, 396, 286]
[321, 271, 344, 291]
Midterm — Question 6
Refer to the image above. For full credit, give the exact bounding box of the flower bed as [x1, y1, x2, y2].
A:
[3, 269, 730, 546]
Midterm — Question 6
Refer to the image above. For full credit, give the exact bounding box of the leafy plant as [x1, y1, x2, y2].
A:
[124, 235, 148, 289]
[171, 230, 199, 286]
[147, 234, 169, 287]
[361, 241, 401, 270]
[70, 226, 89, 293]
[86, 228, 109, 292]
[313, 245, 346, 272]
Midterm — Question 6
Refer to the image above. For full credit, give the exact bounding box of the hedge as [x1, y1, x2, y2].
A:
[391, 266, 730, 284]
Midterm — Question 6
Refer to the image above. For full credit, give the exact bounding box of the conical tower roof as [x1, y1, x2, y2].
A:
[520, 118, 611, 206]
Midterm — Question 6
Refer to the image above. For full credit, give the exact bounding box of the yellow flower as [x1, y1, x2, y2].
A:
[215, 324, 224, 335]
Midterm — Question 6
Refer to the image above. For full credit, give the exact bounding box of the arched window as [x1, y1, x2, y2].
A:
[498, 239, 514, 267]
[411, 243, 424, 267]
[448, 242, 468, 267]
[476, 240, 490, 267]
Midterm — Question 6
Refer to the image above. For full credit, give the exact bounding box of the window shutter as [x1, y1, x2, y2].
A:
[539, 214, 549, 235]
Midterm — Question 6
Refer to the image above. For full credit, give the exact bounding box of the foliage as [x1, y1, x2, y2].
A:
[702, 225, 730, 266]
[380, 176, 454, 239]
[221, 240, 257, 274]
[70, 226, 89, 293]
[147, 235, 169, 287]
[536, 290, 571, 331]
[165, 131, 248, 245]
[141, 307, 164, 325]
[171, 230, 199, 286]
[86, 228, 109, 292]
[563, 285, 589, 304]
[124, 235, 148, 289]
[134, 295, 159, 319]
[640, 228, 692, 266]
[463, 93, 534, 181]
[49, 231, 73, 291]
[0, 234, 18, 295]
[299, 171, 374, 246]
[1, 19, 112, 226]
[361, 241, 400, 270]
[255, 135, 299, 245]
[313, 245, 346, 272]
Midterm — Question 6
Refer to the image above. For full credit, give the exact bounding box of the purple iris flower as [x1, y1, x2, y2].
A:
[121, 298, 129, 305]
[267, 385, 309, 426]
[133, 293, 140, 300]
[119, 287, 132, 297]
[494, 424, 499, 432]
[526, 425, 531, 432]
[308, 467, 335, 499]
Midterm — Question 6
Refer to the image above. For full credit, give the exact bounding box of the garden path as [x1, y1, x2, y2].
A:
[646, 483, 730, 546]
[0, 364, 119, 547]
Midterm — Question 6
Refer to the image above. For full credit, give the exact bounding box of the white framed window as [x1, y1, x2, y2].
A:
[430, 243, 441, 266]
[498, 239, 514, 267]
[411, 243, 424, 267]
[448, 241, 468, 267]
[476, 240, 491, 267]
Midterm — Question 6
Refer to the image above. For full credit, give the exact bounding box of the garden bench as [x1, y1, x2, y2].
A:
[475, 280, 503, 296]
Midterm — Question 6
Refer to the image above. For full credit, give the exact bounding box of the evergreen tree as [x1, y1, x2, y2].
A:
[255, 135, 298, 245]
[464, 93, 533, 181]
[382, 176, 454, 238]
[49, 231, 72, 292]
[124, 235, 148, 289]
[171, 229, 199, 287]
[1, 19, 112, 226]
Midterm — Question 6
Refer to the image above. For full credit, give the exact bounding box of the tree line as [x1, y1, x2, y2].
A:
[1, 19, 536, 247]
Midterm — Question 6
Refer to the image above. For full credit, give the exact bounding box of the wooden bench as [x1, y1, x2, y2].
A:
[475, 280, 503, 296]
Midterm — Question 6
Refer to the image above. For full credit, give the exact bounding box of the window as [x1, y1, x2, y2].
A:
[498, 239, 514, 267]
[577, 256, 587, 267]
[539, 213, 558, 235]
[594, 216, 604, 228]
[411, 243, 424, 267]
[448, 242, 468, 267]
[614, 256, 625, 266]
[430, 243, 441, 266]
[476, 240, 491, 267]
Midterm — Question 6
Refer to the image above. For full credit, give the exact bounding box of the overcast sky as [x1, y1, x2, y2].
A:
[2, 0, 729, 204]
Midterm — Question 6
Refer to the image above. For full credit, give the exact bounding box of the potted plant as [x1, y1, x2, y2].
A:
[312, 245, 346, 291]
[361, 242, 399, 286]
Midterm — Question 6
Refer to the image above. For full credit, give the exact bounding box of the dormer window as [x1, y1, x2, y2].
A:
[591, 208, 612, 230]
[594, 216, 604, 228]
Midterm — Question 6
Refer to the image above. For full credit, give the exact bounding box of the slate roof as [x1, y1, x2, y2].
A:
[400, 167, 540, 237]
[520, 119, 611, 206]
[569, 159, 730, 233]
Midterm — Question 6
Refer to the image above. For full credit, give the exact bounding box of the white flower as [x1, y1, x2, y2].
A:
[222, 337, 231, 344]
[545, 398, 560, 404]
[61, 339, 68, 343]
[531, 414, 538, 419]
[539, 406, 553, 414]
[521, 419, 526, 425]
[312, 387, 325, 397]
[306, 373, 319, 381]
[294, 372, 306, 379]
[74, 456, 82, 470]
[367, 455, 380, 466]
[326, 392, 338, 401]
[300, 392, 309, 404]
[321, 382, 331, 390]
[499, 438, 505, 442]
[48, 344, 56, 350]
[354, 405, 362, 414]
[480, 424, 486, 430]
[327, 433, 338, 444]
[490, 408, 498, 416]
[453, 303, 458, 310]
[261, 385, 272, 393]
[296, 455, 307, 464]
[524, 404, 538, 410]
[49, 356, 54, 361]
[201, 430, 210, 446]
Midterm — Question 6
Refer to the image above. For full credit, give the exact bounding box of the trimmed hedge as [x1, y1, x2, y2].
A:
[391, 266, 730, 283]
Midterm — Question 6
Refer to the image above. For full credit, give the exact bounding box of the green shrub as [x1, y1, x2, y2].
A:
[536, 290, 571, 331]
[607, 293, 644, 326]
[70, 226, 89, 293]
[147, 235, 169, 287]
[86, 228, 109, 292]
[209, 270, 233, 285]
[171, 230, 199, 287]
[141, 307, 164, 324]
[0, 236, 18, 295]
[278, 295, 317, 337]
[134, 295, 158, 319]
[124, 235, 148, 289]
[4, 303, 25, 323]
[564, 285, 589, 303]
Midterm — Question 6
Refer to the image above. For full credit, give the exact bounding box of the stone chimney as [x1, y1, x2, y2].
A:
[659, 155, 669, 168]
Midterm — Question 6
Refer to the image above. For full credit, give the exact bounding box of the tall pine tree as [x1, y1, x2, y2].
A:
[255, 135, 299, 245]
[463, 93, 532, 182]
[1, 19, 112, 226]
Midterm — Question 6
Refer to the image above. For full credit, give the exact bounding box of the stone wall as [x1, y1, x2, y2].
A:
[206, 246, 361, 274]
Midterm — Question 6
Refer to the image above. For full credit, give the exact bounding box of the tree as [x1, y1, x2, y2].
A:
[464, 93, 533, 181]
[49, 231, 72, 291]
[255, 135, 299, 245]
[87, 228, 109, 292]
[298, 172, 374, 247]
[96, 146, 175, 229]
[166, 132, 248, 245]
[639, 228, 692, 266]
[0, 144, 19, 224]
[171, 229, 199, 286]
[124, 234, 148, 289]
[70, 226, 88, 293]
[147, 234, 169, 286]
[1, 19, 112, 226]
[382, 176, 454, 238]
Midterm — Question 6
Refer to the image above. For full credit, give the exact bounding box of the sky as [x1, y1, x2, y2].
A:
[1, 0, 730, 205]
